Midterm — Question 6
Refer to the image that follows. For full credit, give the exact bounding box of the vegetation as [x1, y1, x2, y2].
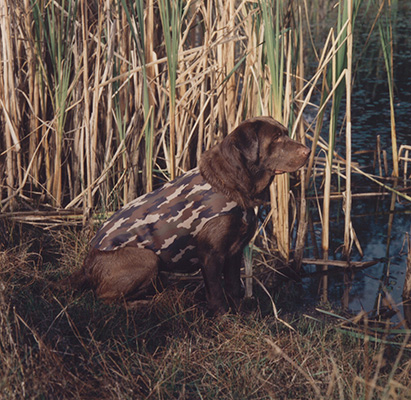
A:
[1, 0, 410, 398]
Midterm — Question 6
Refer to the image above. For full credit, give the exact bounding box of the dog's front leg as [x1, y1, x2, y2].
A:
[223, 251, 243, 312]
[200, 253, 228, 315]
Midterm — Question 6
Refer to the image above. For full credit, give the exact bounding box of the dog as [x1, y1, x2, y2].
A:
[70, 117, 310, 314]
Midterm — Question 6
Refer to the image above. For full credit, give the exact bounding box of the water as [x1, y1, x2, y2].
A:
[302, 2, 411, 320]
[303, 192, 410, 317]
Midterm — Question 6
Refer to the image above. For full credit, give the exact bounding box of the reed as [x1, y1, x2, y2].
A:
[344, 0, 353, 258]
[259, 0, 299, 261]
[34, 0, 79, 207]
[158, 0, 184, 180]
[293, 4, 308, 271]
[377, 0, 398, 177]
[0, 0, 407, 280]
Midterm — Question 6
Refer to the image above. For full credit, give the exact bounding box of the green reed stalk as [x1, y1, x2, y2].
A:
[377, 0, 398, 177]
[259, 0, 283, 121]
[158, 0, 184, 180]
[329, 1, 348, 154]
[120, 0, 155, 192]
[33, 0, 79, 206]
[259, 0, 290, 260]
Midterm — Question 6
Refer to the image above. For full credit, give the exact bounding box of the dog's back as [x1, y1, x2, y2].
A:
[90, 168, 244, 272]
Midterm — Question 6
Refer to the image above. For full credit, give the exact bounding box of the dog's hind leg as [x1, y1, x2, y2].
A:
[83, 247, 160, 304]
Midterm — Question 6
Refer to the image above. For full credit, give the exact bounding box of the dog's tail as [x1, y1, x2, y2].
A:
[61, 248, 99, 293]
[63, 268, 92, 292]
[47, 268, 91, 298]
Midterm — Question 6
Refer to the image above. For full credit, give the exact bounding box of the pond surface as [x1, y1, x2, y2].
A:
[302, 2, 411, 321]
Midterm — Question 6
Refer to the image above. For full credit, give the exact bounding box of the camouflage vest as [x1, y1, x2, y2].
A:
[90, 168, 254, 272]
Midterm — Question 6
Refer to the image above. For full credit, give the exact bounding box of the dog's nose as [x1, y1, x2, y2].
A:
[299, 145, 311, 160]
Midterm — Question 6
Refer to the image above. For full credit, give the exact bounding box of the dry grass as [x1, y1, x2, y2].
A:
[0, 223, 410, 400]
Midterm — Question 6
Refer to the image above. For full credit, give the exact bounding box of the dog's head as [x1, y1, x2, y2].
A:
[199, 116, 310, 208]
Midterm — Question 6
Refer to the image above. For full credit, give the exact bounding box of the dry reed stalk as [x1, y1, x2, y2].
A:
[282, 31, 292, 125]
[196, 4, 209, 162]
[144, 0, 156, 192]
[102, 1, 114, 203]
[82, 0, 92, 213]
[91, 10, 103, 191]
[215, 0, 226, 139]
[321, 151, 331, 301]
[320, 21, 345, 300]
[274, 31, 295, 262]
[145, 0, 157, 109]
[120, 7, 130, 203]
[20, 1, 40, 185]
[1, 0, 21, 205]
[294, 5, 308, 270]
[343, 0, 353, 258]
[225, 0, 236, 132]
[277, 174, 290, 260]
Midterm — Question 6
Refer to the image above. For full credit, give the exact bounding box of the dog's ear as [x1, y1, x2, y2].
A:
[230, 121, 259, 164]
[200, 121, 261, 208]
[199, 117, 288, 209]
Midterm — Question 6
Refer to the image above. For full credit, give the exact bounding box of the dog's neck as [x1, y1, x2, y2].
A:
[199, 156, 270, 209]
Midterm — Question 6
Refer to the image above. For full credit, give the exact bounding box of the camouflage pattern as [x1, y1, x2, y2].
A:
[91, 168, 255, 272]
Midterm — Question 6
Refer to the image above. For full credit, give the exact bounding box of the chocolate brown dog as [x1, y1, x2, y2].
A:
[70, 117, 310, 314]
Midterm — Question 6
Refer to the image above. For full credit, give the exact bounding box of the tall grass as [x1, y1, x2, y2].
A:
[0, 1, 407, 269]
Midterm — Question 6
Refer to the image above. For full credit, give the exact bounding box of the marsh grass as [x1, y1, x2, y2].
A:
[0, 226, 410, 399]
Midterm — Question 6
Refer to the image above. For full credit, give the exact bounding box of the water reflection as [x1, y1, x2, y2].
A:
[302, 3, 411, 322]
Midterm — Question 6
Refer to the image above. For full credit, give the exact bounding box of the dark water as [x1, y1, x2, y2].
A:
[302, 2, 411, 320]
